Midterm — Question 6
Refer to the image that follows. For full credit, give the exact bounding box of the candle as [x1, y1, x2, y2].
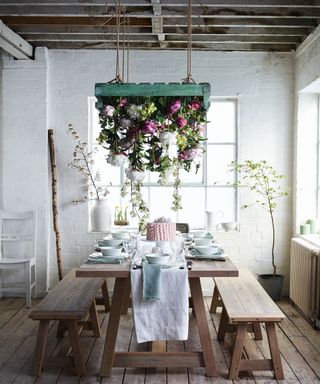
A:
[306, 219, 317, 234]
[300, 224, 311, 235]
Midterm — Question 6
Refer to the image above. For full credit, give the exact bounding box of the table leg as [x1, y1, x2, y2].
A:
[152, 340, 166, 352]
[189, 277, 218, 377]
[100, 277, 129, 376]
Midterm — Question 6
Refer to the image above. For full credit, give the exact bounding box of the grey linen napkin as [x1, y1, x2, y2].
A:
[142, 263, 162, 301]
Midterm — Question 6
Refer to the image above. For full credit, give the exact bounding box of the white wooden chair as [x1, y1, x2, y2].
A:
[0, 210, 37, 307]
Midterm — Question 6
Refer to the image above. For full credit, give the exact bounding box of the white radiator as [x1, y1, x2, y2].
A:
[290, 238, 320, 327]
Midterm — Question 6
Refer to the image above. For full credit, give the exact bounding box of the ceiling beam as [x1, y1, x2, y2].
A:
[23, 33, 301, 44]
[151, 0, 165, 47]
[30, 40, 296, 51]
[2, 16, 316, 28]
[1, 0, 320, 6]
[1, 5, 320, 18]
[0, 19, 33, 58]
[13, 24, 310, 37]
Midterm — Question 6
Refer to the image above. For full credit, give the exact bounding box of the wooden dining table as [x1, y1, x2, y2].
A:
[75, 257, 238, 377]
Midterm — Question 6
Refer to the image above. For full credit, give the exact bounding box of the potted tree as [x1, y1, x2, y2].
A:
[230, 160, 290, 300]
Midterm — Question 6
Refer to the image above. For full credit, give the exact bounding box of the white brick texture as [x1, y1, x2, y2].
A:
[1, 49, 294, 294]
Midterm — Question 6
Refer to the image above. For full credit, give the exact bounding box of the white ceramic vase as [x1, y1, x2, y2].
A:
[90, 198, 112, 232]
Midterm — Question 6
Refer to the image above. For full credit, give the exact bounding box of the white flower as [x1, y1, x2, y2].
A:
[159, 131, 176, 146]
[125, 168, 145, 182]
[106, 153, 128, 167]
[127, 104, 143, 119]
[102, 105, 115, 117]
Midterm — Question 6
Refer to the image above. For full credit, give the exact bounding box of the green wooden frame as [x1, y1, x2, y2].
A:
[95, 82, 211, 110]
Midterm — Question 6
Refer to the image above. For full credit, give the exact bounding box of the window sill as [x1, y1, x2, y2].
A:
[297, 234, 320, 248]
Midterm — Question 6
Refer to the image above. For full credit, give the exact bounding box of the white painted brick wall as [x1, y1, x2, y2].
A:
[1, 48, 294, 294]
[1, 48, 49, 294]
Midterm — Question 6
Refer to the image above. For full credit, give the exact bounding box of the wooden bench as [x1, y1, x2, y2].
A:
[29, 269, 108, 377]
[214, 269, 285, 380]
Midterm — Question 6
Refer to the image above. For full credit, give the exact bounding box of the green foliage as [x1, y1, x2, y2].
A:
[97, 95, 207, 229]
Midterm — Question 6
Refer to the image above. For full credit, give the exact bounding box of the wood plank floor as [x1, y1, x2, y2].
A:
[0, 297, 319, 384]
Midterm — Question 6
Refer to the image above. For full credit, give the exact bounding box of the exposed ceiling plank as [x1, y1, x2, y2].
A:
[2, 16, 316, 28]
[1, 16, 151, 27]
[1, 0, 320, 7]
[30, 40, 296, 51]
[0, 19, 33, 58]
[23, 33, 301, 44]
[12, 24, 310, 37]
[1, 6, 320, 18]
[25, 33, 159, 42]
[163, 17, 317, 27]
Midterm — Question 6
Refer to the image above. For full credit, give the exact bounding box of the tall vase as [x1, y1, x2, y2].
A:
[90, 198, 112, 232]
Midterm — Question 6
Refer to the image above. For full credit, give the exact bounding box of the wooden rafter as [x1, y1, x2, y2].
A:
[1, 0, 320, 52]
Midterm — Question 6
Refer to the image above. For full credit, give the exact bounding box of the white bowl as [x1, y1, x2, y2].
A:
[194, 237, 212, 246]
[98, 239, 123, 247]
[100, 246, 123, 257]
[194, 245, 220, 255]
[146, 253, 170, 265]
[111, 231, 130, 240]
[221, 222, 237, 231]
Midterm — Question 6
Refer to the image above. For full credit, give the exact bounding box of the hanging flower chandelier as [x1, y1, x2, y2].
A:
[95, 0, 211, 231]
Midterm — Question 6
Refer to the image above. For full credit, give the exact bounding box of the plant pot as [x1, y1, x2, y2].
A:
[90, 198, 112, 232]
[258, 274, 284, 301]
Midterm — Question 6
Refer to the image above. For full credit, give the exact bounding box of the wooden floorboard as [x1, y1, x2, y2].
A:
[0, 298, 319, 384]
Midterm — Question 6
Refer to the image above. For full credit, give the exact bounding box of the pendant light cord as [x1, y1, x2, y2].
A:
[109, 0, 123, 83]
[182, 0, 195, 84]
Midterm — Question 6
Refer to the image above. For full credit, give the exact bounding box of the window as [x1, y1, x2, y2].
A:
[88, 97, 239, 229]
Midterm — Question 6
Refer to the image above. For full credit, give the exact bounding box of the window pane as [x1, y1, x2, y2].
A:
[207, 145, 235, 185]
[207, 101, 236, 143]
[92, 146, 121, 186]
[178, 187, 205, 228]
[180, 159, 204, 184]
[206, 187, 236, 222]
[149, 187, 176, 221]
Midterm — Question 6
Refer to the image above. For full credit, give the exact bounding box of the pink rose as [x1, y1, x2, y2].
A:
[118, 98, 128, 107]
[142, 120, 157, 134]
[188, 100, 201, 110]
[176, 116, 188, 128]
[167, 100, 181, 114]
[178, 148, 200, 161]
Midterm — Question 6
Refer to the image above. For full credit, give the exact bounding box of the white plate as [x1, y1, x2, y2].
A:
[88, 252, 127, 262]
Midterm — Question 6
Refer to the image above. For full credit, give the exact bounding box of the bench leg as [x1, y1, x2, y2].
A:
[266, 322, 284, 380]
[89, 300, 101, 338]
[210, 284, 222, 313]
[56, 320, 67, 338]
[32, 320, 49, 376]
[101, 280, 111, 313]
[217, 306, 229, 341]
[66, 320, 86, 376]
[253, 323, 263, 340]
[229, 323, 247, 380]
